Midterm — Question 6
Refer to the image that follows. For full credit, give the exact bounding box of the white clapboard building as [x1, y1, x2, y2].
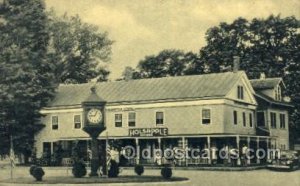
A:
[34, 69, 293, 166]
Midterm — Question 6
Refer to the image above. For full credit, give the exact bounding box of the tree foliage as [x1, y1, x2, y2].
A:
[47, 11, 113, 84]
[0, 0, 56, 158]
[131, 49, 204, 79]
[0, 0, 113, 159]
[201, 15, 299, 79]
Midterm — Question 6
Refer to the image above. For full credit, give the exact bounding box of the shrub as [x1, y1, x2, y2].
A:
[32, 166, 45, 181]
[108, 160, 119, 178]
[72, 161, 87, 178]
[161, 166, 172, 179]
[29, 165, 37, 175]
[134, 164, 144, 176]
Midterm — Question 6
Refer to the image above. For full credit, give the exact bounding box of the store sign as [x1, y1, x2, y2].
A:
[129, 128, 168, 137]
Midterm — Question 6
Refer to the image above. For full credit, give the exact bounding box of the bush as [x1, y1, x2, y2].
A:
[29, 165, 37, 175]
[108, 160, 119, 178]
[161, 166, 172, 179]
[134, 164, 144, 176]
[32, 166, 45, 181]
[72, 161, 87, 178]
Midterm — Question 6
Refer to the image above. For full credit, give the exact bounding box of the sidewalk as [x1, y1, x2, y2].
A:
[123, 165, 266, 171]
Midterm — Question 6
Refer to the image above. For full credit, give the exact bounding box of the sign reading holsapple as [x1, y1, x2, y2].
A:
[129, 128, 168, 137]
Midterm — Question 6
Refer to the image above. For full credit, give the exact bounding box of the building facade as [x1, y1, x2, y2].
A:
[34, 71, 292, 166]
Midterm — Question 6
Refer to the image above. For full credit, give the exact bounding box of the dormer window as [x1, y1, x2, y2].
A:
[237, 85, 244, 100]
[275, 86, 282, 101]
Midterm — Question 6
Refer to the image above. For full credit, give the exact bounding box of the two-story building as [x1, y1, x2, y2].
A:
[250, 74, 293, 151]
[34, 70, 292, 166]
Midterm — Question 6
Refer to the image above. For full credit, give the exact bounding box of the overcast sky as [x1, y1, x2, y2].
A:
[45, 0, 300, 80]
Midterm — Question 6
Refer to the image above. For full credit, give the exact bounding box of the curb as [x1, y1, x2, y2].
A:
[122, 165, 266, 171]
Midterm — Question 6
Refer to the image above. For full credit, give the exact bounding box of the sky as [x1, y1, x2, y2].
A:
[45, 0, 300, 80]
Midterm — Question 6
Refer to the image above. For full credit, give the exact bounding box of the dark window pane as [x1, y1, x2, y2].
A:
[156, 112, 164, 125]
[257, 112, 265, 127]
[128, 112, 136, 127]
[74, 115, 81, 129]
[233, 111, 238, 125]
[202, 109, 211, 124]
[243, 112, 246, 127]
[249, 113, 253, 127]
[115, 114, 122, 127]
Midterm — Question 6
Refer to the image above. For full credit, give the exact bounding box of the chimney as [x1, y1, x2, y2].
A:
[233, 56, 240, 73]
[260, 72, 266, 79]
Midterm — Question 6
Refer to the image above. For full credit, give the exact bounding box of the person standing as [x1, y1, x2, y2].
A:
[242, 144, 248, 167]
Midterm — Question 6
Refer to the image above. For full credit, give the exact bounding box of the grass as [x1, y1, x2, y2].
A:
[2, 175, 188, 184]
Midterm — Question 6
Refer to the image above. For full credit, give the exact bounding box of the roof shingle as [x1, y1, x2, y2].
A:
[47, 71, 244, 107]
[250, 78, 282, 90]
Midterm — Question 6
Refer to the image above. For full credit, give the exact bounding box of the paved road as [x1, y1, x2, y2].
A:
[0, 166, 299, 186]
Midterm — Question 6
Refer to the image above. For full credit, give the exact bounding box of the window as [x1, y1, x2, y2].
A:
[249, 113, 253, 127]
[280, 114, 286, 129]
[233, 111, 238, 125]
[128, 112, 136, 127]
[156, 112, 164, 125]
[74, 115, 81, 129]
[115, 114, 122, 127]
[237, 85, 244, 100]
[242, 112, 246, 127]
[270, 112, 277, 128]
[275, 86, 282, 101]
[52, 116, 58, 130]
[202, 109, 211, 125]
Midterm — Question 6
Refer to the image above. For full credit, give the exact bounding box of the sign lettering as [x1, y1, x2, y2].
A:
[129, 128, 168, 137]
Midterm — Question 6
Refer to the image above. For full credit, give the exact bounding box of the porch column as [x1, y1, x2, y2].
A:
[247, 137, 251, 165]
[182, 137, 187, 166]
[185, 138, 189, 166]
[256, 137, 260, 164]
[236, 135, 241, 165]
[51, 142, 54, 154]
[135, 138, 139, 165]
[207, 136, 211, 164]
[158, 138, 161, 150]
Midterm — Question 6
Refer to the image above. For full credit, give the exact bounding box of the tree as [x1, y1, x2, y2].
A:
[133, 49, 204, 79]
[47, 11, 113, 84]
[200, 15, 300, 145]
[201, 15, 299, 79]
[118, 66, 141, 81]
[0, 0, 56, 160]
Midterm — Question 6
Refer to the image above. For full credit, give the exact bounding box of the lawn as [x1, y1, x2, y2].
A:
[2, 175, 188, 184]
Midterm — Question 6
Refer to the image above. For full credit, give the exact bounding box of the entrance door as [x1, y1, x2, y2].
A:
[257, 112, 265, 127]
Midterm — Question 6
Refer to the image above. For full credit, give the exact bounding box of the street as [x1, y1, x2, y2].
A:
[0, 166, 299, 186]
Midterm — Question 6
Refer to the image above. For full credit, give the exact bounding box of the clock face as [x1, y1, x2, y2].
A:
[87, 108, 103, 124]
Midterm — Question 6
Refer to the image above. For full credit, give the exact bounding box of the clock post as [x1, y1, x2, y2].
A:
[82, 86, 106, 177]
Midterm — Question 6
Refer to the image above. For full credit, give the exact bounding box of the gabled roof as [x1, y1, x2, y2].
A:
[47, 71, 245, 107]
[250, 78, 283, 90]
[254, 92, 293, 108]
